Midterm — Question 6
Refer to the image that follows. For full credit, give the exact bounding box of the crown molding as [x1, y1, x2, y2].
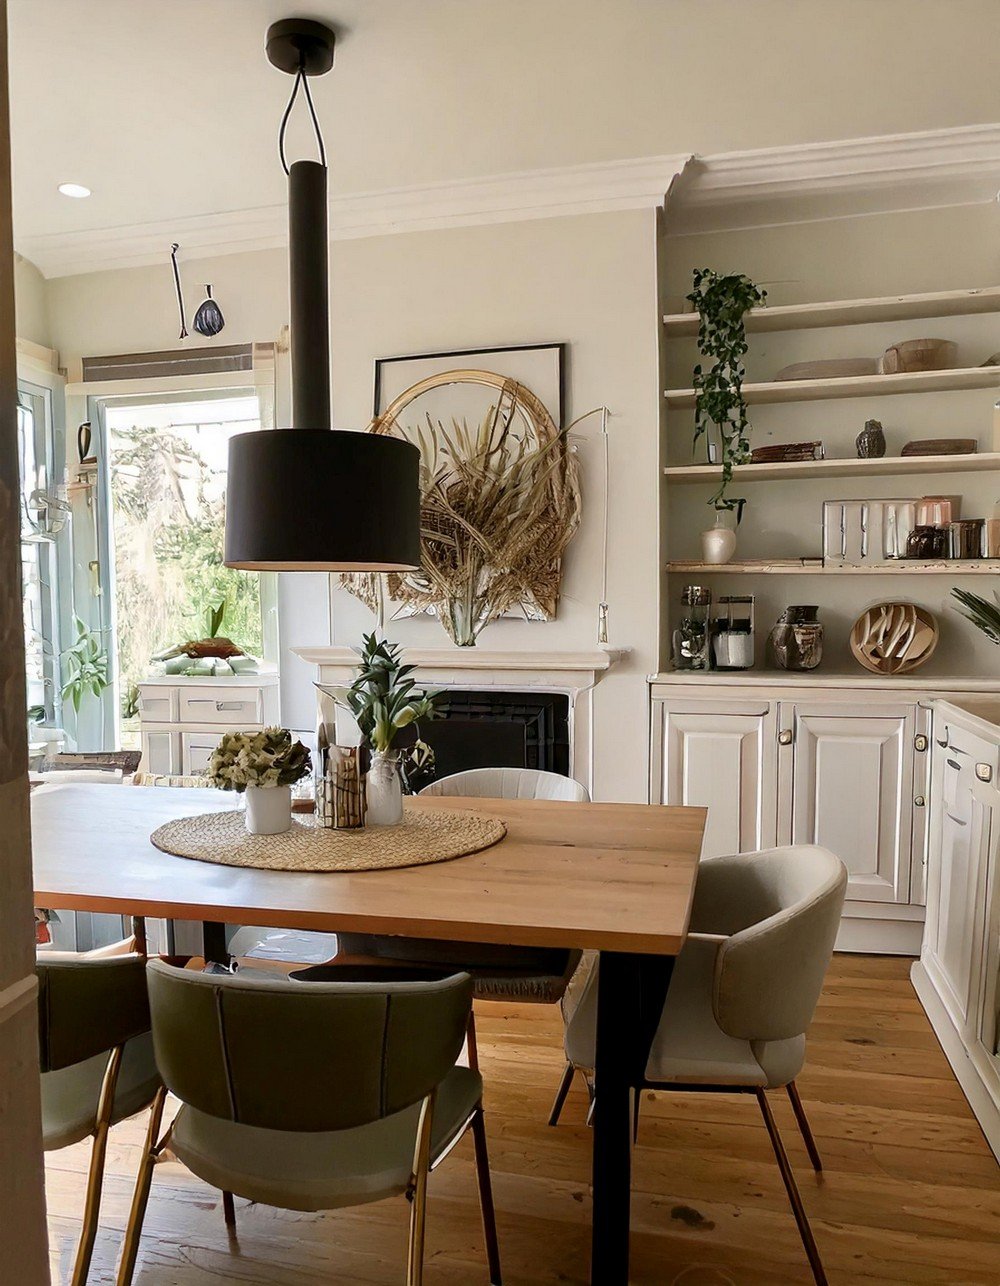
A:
[17, 153, 693, 280]
[665, 122, 1000, 235]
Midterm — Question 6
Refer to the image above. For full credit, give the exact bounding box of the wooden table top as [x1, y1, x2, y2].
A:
[30, 784, 706, 955]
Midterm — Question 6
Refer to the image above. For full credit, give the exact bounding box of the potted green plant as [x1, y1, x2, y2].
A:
[206, 727, 311, 835]
[61, 616, 111, 713]
[951, 588, 1000, 645]
[317, 634, 442, 826]
[687, 268, 766, 563]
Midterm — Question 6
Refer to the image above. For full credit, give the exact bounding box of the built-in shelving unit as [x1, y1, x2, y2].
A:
[662, 285, 1000, 336]
[664, 364, 1000, 409]
[666, 559, 1000, 575]
[663, 451, 1000, 483]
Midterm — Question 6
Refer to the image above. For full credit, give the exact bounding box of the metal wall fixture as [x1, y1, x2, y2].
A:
[224, 18, 420, 572]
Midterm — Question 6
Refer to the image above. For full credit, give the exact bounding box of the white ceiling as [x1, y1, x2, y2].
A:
[9, 0, 1000, 266]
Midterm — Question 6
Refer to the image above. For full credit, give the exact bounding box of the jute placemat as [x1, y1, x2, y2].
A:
[150, 800, 506, 873]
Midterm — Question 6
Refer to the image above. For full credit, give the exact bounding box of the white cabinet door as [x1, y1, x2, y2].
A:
[780, 703, 915, 904]
[926, 727, 998, 1028]
[655, 700, 777, 858]
[140, 730, 180, 776]
[182, 732, 221, 776]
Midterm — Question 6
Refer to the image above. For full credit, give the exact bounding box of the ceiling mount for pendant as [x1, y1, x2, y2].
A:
[265, 18, 336, 76]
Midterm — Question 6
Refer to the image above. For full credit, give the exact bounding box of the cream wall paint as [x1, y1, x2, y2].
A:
[14, 251, 48, 345]
[661, 202, 1000, 677]
[45, 209, 661, 800]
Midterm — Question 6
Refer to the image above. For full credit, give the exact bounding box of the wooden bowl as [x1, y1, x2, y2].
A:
[878, 338, 958, 374]
[850, 602, 939, 675]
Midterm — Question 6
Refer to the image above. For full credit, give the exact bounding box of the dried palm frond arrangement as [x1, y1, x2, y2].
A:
[343, 372, 581, 646]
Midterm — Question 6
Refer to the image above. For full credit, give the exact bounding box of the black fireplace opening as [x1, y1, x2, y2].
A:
[404, 689, 570, 788]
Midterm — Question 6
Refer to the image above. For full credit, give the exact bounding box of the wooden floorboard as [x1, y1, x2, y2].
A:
[45, 955, 1000, 1284]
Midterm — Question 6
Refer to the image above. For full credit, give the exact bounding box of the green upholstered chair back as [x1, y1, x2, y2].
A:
[146, 960, 473, 1132]
[36, 954, 151, 1073]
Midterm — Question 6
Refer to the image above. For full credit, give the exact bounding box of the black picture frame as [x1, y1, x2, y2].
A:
[372, 341, 567, 426]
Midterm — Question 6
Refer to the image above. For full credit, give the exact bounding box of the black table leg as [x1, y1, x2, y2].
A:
[201, 921, 228, 966]
[591, 950, 675, 1284]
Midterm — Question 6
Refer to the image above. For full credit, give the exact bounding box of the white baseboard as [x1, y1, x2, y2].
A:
[835, 915, 924, 955]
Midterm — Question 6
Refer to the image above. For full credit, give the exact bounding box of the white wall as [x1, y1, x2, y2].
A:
[45, 209, 661, 799]
[14, 251, 48, 344]
[661, 202, 1000, 676]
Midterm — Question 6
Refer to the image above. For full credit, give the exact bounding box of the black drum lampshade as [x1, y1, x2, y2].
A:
[224, 19, 422, 574]
[225, 428, 421, 571]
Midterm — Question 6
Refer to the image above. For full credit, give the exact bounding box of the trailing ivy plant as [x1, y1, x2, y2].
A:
[687, 268, 767, 511]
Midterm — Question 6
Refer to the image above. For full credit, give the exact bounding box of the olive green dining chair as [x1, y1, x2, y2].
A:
[116, 961, 502, 1286]
[37, 953, 161, 1286]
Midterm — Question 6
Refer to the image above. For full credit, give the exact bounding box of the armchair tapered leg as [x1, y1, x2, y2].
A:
[548, 1061, 575, 1127]
[406, 1092, 435, 1286]
[755, 1089, 828, 1286]
[222, 1190, 236, 1228]
[786, 1081, 823, 1173]
[470, 1106, 502, 1285]
[116, 1086, 168, 1286]
[71, 1045, 124, 1286]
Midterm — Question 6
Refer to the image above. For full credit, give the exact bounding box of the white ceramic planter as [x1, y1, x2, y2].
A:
[366, 751, 403, 826]
[244, 784, 292, 835]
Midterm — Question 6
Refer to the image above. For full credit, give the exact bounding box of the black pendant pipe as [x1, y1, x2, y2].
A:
[288, 158, 330, 429]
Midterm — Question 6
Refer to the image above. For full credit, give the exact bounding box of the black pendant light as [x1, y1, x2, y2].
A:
[224, 18, 421, 572]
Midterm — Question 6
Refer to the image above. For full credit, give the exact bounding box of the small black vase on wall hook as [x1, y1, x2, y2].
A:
[193, 285, 225, 338]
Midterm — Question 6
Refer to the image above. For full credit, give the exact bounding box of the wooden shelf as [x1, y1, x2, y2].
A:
[663, 451, 1000, 483]
[665, 366, 1000, 409]
[662, 285, 1000, 336]
[666, 559, 1000, 575]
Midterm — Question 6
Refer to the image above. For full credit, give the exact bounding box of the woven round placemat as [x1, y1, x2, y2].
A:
[150, 800, 506, 873]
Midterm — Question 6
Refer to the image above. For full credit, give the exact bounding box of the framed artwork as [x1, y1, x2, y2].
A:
[373, 342, 565, 426]
[342, 342, 579, 645]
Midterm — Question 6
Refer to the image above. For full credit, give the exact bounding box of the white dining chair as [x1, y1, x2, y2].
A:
[420, 767, 589, 803]
[552, 845, 847, 1286]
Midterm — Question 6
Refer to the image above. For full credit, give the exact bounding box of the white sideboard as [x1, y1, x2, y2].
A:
[911, 698, 1000, 1159]
[649, 673, 1000, 954]
[137, 675, 280, 776]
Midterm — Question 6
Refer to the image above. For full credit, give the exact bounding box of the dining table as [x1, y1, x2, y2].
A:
[30, 781, 706, 1285]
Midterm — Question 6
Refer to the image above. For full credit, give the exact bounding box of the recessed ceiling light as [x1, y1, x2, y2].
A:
[57, 182, 91, 199]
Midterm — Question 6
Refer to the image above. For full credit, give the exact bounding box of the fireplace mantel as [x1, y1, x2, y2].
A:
[293, 646, 630, 796]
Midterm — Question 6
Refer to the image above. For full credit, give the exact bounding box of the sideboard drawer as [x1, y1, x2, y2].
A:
[137, 686, 178, 724]
[178, 687, 263, 725]
[182, 732, 222, 775]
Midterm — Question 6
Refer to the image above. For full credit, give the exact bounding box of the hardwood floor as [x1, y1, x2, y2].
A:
[46, 955, 1000, 1284]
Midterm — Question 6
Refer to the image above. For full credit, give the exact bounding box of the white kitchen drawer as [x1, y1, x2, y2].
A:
[137, 685, 178, 724]
[178, 686, 264, 725]
[182, 732, 223, 775]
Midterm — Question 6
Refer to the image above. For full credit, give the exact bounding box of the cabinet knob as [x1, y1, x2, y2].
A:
[914, 734, 928, 752]
[778, 729, 793, 746]
[914, 796, 926, 807]
[976, 763, 993, 783]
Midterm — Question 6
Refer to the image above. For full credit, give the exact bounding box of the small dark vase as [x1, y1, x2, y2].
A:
[769, 605, 823, 671]
[856, 419, 886, 458]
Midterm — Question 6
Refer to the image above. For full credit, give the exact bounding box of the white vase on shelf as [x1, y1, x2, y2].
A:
[701, 513, 737, 565]
[244, 784, 291, 835]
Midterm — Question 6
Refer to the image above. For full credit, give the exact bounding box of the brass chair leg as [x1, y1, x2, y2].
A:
[470, 1106, 502, 1285]
[116, 1086, 168, 1286]
[466, 1009, 480, 1073]
[548, 1061, 575, 1127]
[406, 1092, 435, 1286]
[755, 1089, 828, 1286]
[222, 1189, 237, 1228]
[70, 1044, 124, 1286]
[786, 1081, 823, 1173]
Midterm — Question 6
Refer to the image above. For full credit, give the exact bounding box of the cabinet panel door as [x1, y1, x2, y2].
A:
[784, 705, 914, 904]
[140, 730, 179, 776]
[926, 727, 998, 1029]
[660, 703, 777, 858]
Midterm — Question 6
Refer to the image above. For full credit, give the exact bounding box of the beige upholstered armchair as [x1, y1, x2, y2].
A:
[553, 845, 847, 1286]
